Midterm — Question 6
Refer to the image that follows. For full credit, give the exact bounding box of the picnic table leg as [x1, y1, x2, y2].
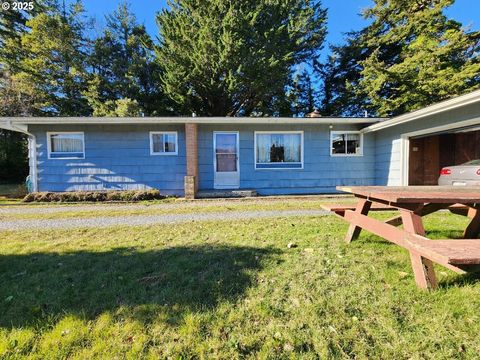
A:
[400, 209, 438, 290]
[345, 199, 371, 243]
[464, 207, 480, 239]
[385, 203, 448, 228]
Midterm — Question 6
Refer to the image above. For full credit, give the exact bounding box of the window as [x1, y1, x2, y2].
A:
[47, 132, 84, 159]
[330, 131, 363, 156]
[150, 131, 178, 155]
[255, 131, 303, 169]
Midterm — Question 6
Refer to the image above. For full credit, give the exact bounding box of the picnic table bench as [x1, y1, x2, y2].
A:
[323, 186, 480, 290]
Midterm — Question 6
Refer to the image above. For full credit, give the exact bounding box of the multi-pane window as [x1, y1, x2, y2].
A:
[331, 131, 363, 156]
[255, 132, 303, 169]
[48, 132, 84, 159]
[150, 132, 178, 155]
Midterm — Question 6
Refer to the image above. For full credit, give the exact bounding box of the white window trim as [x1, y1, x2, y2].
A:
[330, 130, 363, 157]
[47, 132, 85, 160]
[254, 131, 304, 170]
[150, 131, 178, 156]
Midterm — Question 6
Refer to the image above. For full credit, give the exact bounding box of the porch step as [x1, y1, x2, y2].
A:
[197, 189, 257, 199]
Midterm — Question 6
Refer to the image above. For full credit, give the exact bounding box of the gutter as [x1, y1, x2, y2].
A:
[1, 120, 38, 192]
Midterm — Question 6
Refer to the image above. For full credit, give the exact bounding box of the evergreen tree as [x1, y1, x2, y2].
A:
[0, 1, 51, 183]
[0, 129, 28, 182]
[0, 0, 50, 73]
[314, 34, 384, 117]
[12, 0, 90, 116]
[290, 69, 316, 117]
[315, 56, 338, 116]
[357, 0, 479, 116]
[0, 2, 29, 73]
[0, 73, 30, 182]
[156, 0, 327, 116]
[85, 2, 167, 116]
[319, 0, 480, 117]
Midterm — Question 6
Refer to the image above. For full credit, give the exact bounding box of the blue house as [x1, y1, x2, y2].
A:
[1, 89, 479, 198]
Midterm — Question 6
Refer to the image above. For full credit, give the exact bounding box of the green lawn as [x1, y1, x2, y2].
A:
[0, 197, 354, 221]
[1, 206, 480, 359]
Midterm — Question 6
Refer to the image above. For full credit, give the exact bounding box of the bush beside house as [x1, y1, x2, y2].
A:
[23, 190, 166, 203]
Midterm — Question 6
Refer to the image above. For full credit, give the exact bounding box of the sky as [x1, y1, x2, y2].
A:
[77, 0, 480, 52]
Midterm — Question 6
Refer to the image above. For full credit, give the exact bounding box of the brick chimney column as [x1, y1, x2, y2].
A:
[184, 123, 198, 199]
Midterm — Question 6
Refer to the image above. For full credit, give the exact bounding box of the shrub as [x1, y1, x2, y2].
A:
[132, 190, 162, 201]
[22, 192, 36, 202]
[83, 192, 107, 202]
[22, 190, 166, 203]
[105, 191, 123, 201]
[37, 192, 57, 202]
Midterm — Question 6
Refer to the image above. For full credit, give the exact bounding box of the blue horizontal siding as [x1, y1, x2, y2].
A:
[30, 124, 186, 196]
[198, 124, 376, 195]
[28, 102, 480, 196]
[30, 122, 381, 196]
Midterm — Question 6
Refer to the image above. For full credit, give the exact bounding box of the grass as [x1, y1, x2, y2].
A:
[1, 203, 480, 358]
[0, 197, 355, 221]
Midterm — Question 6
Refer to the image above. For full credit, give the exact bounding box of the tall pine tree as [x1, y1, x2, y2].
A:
[290, 69, 316, 117]
[319, 0, 480, 117]
[0, 73, 30, 182]
[359, 0, 479, 116]
[12, 0, 90, 116]
[85, 2, 167, 116]
[0, 0, 51, 73]
[156, 0, 327, 116]
[315, 37, 376, 117]
[0, 1, 52, 182]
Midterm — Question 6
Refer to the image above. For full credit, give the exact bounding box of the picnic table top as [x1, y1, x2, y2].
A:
[337, 186, 480, 204]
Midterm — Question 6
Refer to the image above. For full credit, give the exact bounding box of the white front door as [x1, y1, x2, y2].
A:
[214, 132, 240, 189]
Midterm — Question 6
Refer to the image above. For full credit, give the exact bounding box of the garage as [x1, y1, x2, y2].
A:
[408, 128, 480, 185]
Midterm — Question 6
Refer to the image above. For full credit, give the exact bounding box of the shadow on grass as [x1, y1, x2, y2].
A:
[0, 245, 278, 328]
[424, 230, 465, 240]
[438, 269, 480, 289]
[354, 233, 480, 289]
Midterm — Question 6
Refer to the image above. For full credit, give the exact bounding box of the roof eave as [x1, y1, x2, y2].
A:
[0, 116, 384, 126]
[362, 89, 480, 133]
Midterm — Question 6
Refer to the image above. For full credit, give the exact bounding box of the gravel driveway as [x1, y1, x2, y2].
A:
[0, 209, 329, 231]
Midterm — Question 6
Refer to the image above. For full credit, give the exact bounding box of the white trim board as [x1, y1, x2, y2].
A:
[363, 89, 480, 133]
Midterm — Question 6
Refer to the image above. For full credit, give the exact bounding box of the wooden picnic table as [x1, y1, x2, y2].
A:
[324, 186, 480, 290]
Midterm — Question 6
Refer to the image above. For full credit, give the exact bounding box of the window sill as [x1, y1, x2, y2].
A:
[255, 163, 304, 170]
[330, 154, 364, 157]
[48, 155, 85, 160]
